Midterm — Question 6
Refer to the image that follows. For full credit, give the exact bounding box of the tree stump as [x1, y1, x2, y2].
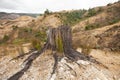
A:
[8, 26, 104, 80]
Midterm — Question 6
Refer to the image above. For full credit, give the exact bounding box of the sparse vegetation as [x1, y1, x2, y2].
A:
[12, 25, 18, 30]
[3, 35, 9, 42]
[12, 38, 26, 44]
[32, 39, 41, 50]
[0, 35, 10, 45]
[87, 8, 97, 17]
[23, 27, 32, 33]
[108, 19, 120, 25]
[57, 9, 87, 26]
[0, 27, 47, 51]
[85, 24, 100, 30]
[57, 7, 104, 26]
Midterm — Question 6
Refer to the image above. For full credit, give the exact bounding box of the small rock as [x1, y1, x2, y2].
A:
[77, 60, 90, 65]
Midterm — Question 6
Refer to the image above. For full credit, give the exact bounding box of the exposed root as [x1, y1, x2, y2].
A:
[8, 41, 49, 80]
[49, 52, 58, 80]
[8, 59, 33, 80]
[64, 63, 77, 77]
[10, 50, 36, 61]
[64, 49, 108, 69]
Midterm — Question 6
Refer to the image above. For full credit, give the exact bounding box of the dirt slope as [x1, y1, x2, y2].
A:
[33, 14, 61, 30]
[72, 1, 120, 31]
[0, 16, 34, 39]
[73, 21, 120, 51]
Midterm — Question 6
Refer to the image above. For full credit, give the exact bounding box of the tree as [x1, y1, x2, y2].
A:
[44, 9, 50, 15]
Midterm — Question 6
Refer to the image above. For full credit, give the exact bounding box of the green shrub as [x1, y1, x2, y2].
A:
[98, 7, 103, 12]
[58, 9, 87, 26]
[107, 3, 112, 6]
[44, 9, 52, 17]
[57, 8, 103, 26]
[85, 24, 100, 30]
[3, 35, 9, 42]
[32, 39, 41, 50]
[34, 31, 47, 42]
[44, 9, 50, 15]
[23, 27, 32, 33]
[109, 19, 119, 25]
[85, 24, 95, 30]
[12, 38, 26, 44]
[12, 25, 18, 30]
[87, 8, 97, 17]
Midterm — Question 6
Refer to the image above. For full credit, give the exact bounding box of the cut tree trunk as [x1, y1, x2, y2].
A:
[47, 26, 86, 61]
[8, 26, 105, 80]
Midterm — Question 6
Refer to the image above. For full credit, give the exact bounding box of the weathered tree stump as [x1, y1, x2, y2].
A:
[8, 26, 104, 80]
[47, 26, 87, 61]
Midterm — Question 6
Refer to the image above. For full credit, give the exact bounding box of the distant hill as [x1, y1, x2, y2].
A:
[0, 12, 39, 20]
[0, 12, 20, 20]
[17, 13, 40, 17]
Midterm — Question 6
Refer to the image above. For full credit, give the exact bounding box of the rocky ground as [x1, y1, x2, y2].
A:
[0, 49, 119, 80]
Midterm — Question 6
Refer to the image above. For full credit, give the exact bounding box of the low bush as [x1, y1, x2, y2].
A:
[31, 39, 41, 50]
[87, 8, 97, 17]
[85, 24, 100, 30]
[12, 38, 26, 44]
[23, 27, 32, 33]
[12, 25, 18, 30]
[3, 35, 9, 42]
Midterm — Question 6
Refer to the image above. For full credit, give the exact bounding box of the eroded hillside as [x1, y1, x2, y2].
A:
[0, 1, 120, 80]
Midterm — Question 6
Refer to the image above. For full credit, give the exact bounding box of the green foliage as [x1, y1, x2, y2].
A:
[107, 3, 112, 6]
[44, 9, 52, 17]
[56, 35, 64, 52]
[58, 8, 103, 26]
[0, 35, 9, 45]
[109, 19, 119, 25]
[44, 9, 50, 15]
[3, 35, 9, 42]
[98, 7, 103, 12]
[34, 31, 47, 42]
[0, 26, 47, 48]
[12, 38, 26, 44]
[85, 24, 100, 30]
[23, 27, 32, 33]
[32, 39, 41, 50]
[0, 35, 9, 44]
[12, 25, 18, 30]
[35, 32, 41, 37]
[58, 10, 87, 26]
[31, 30, 47, 50]
[87, 8, 97, 17]
[85, 24, 94, 30]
